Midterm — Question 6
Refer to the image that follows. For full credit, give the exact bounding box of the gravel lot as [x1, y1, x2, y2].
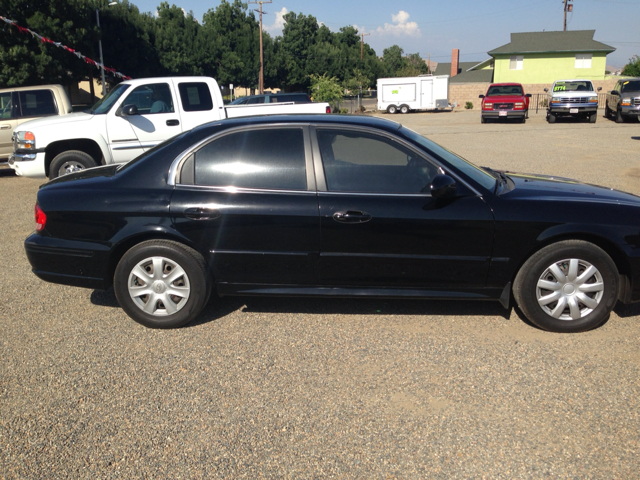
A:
[2, 110, 640, 478]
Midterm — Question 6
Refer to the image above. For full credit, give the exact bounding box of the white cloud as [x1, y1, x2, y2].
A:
[376, 11, 421, 37]
[265, 7, 288, 34]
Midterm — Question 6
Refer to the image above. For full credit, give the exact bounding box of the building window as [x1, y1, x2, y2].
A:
[509, 55, 523, 70]
[575, 53, 592, 69]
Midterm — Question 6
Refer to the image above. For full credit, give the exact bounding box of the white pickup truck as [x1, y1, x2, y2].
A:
[9, 76, 330, 178]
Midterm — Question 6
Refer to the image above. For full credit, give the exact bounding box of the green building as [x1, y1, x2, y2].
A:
[488, 30, 615, 84]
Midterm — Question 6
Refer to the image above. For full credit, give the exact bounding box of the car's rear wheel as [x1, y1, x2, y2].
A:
[513, 240, 618, 333]
[49, 150, 97, 179]
[400, 105, 410, 114]
[114, 240, 211, 329]
[548, 113, 556, 123]
[387, 105, 398, 114]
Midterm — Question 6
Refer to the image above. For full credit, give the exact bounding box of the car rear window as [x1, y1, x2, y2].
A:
[17, 89, 58, 117]
[178, 82, 213, 112]
[192, 128, 307, 190]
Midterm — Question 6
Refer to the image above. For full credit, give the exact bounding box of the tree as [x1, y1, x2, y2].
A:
[154, 2, 202, 76]
[381, 45, 405, 77]
[280, 12, 319, 90]
[309, 73, 342, 110]
[622, 55, 640, 77]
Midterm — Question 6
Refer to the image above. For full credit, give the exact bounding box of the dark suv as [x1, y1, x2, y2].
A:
[230, 92, 312, 105]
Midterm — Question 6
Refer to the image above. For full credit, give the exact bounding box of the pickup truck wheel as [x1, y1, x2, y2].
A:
[50, 150, 97, 179]
[387, 105, 398, 114]
[604, 104, 611, 118]
[513, 240, 618, 333]
[480, 115, 486, 124]
[114, 240, 211, 329]
[589, 113, 597, 123]
[521, 116, 526, 124]
[548, 113, 556, 124]
[615, 109, 625, 123]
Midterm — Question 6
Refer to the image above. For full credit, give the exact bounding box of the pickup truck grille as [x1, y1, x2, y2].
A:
[555, 97, 589, 104]
[494, 103, 514, 110]
[633, 97, 640, 106]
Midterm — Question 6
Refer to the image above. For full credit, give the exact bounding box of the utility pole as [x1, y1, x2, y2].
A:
[360, 33, 370, 60]
[563, 0, 573, 31]
[427, 53, 432, 74]
[249, 0, 271, 94]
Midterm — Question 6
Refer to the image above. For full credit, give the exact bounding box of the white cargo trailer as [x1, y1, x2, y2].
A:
[377, 75, 449, 114]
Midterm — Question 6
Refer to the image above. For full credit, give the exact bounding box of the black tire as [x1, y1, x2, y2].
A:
[513, 240, 618, 333]
[400, 104, 410, 114]
[49, 150, 97, 179]
[604, 103, 611, 118]
[548, 113, 556, 124]
[114, 240, 211, 329]
[616, 109, 625, 123]
[387, 105, 398, 114]
[589, 112, 597, 123]
[480, 115, 486, 124]
[521, 116, 526, 124]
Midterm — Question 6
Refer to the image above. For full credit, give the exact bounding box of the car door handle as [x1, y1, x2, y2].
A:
[166, 119, 180, 126]
[332, 211, 372, 223]
[184, 208, 221, 220]
[0, 125, 10, 130]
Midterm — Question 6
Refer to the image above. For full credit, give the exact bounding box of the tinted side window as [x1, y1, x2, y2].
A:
[17, 90, 57, 117]
[317, 129, 439, 194]
[0, 92, 14, 119]
[123, 83, 174, 114]
[246, 96, 265, 104]
[193, 128, 306, 190]
[178, 82, 213, 112]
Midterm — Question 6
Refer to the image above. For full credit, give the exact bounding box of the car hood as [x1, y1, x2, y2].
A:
[17, 111, 94, 131]
[485, 95, 525, 102]
[503, 171, 640, 206]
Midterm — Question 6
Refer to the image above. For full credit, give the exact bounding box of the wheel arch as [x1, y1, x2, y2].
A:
[44, 139, 106, 177]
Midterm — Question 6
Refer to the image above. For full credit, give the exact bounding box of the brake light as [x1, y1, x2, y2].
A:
[326, 106, 331, 113]
[35, 203, 46, 231]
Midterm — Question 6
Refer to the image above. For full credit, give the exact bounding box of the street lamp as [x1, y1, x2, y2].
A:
[96, 1, 118, 96]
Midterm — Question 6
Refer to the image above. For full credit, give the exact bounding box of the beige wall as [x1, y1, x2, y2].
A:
[449, 78, 619, 110]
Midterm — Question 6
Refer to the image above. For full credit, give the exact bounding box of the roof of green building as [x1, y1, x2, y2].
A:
[488, 30, 615, 55]
[434, 62, 494, 83]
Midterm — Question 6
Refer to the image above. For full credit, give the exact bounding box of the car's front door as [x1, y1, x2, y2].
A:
[0, 92, 17, 159]
[312, 126, 495, 288]
[170, 125, 320, 286]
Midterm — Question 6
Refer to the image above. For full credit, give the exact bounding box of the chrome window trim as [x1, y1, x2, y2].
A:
[168, 123, 314, 190]
[171, 184, 318, 195]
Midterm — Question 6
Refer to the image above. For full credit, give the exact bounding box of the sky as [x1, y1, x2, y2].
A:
[127, 0, 640, 68]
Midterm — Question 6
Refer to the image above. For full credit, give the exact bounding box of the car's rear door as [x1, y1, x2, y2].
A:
[170, 125, 320, 286]
[312, 125, 495, 288]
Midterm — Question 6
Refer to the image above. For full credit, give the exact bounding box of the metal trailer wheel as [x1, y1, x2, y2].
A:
[387, 105, 398, 114]
[400, 105, 410, 114]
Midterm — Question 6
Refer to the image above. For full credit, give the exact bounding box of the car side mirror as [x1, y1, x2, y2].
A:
[430, 175, 457, 199]
[525, 94, 532, 98]
[611, 90, 619, 96]
[120, 104, 139, 116]
[544, 88, 549, 92]
[478, 94, 485, 99]
[597, 87, 602, 92]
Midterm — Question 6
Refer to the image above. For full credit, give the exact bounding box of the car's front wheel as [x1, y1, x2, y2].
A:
[114, 240, 211, 328]
[616, 109, 625, 123]
[548, 113, 556, 123]
[49, 150, 97, 179]
[513, 240, 618, 333]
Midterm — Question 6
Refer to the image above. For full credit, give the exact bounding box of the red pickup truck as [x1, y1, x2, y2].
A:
[479, 83, 531, 123]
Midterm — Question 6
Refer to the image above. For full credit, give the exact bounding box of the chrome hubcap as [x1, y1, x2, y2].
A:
[536, 258, 604, 321]
[60, 161, 85, 176]
[127, 256, 190, 316]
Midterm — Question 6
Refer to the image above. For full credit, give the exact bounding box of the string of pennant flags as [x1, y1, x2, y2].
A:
[0, 14, 131, 80]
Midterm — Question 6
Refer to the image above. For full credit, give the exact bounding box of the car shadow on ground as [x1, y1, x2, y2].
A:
[0, 168, 16, 177]
[632, 136, 640, 141]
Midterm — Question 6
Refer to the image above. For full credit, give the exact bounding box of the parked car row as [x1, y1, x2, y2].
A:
[478, 78, 640, 124]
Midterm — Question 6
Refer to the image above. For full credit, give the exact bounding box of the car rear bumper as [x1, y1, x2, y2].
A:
[25, 234, 112, 290]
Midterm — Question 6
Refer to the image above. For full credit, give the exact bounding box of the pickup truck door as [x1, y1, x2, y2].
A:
[0, 92, 17, 160]
[118, 82, 183, 152]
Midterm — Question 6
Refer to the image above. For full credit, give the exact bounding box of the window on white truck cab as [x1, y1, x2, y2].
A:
[122, 83, 175, 115]
[575, 53, 592, 69]
[17, 90, 58, 118]
[509, 55, 523, 70]
[178, 82, 213, 112]
[0, 92, 13, 119]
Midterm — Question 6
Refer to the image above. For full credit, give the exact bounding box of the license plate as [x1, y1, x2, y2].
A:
[570, 108, 578, 114]
[499, 111, 507, 117]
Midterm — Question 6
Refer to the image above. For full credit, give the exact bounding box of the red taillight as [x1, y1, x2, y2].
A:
[35, 203, 46, 232]
[326, 106, 331, 113]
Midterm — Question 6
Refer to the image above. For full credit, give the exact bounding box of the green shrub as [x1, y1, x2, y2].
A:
[465, 101, 473, 110]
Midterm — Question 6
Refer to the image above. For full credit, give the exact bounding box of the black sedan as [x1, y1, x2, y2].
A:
[25, 115, 640, 332]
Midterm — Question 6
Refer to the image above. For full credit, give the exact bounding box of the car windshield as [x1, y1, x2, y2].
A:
[487, 85, 523, 96]
[621, 80, 640, 93]
[401, 127, 496, 191]
[87, 84, 130, 114]
[553, 81, 594, 93]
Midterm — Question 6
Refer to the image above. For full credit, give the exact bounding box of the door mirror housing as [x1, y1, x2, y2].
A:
[544, 88, 549, 93]
[525, 93, 532, 98]
[478, 94, 485, 99]
[120, 104, 139, 116]
[597, 86, 602, 92]
[611, 90, 619, 96]
[430, 175, 457, 199]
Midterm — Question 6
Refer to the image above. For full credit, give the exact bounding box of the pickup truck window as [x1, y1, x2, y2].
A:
[88, 84, 130, 115]
[0, 92, 13, 119]
[621, 80, 640, 93]
[17, 90, 57, 118]
[193, 128, 306, 190]
[178, 82, 213, 112]
[123, 83, 175, 114]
